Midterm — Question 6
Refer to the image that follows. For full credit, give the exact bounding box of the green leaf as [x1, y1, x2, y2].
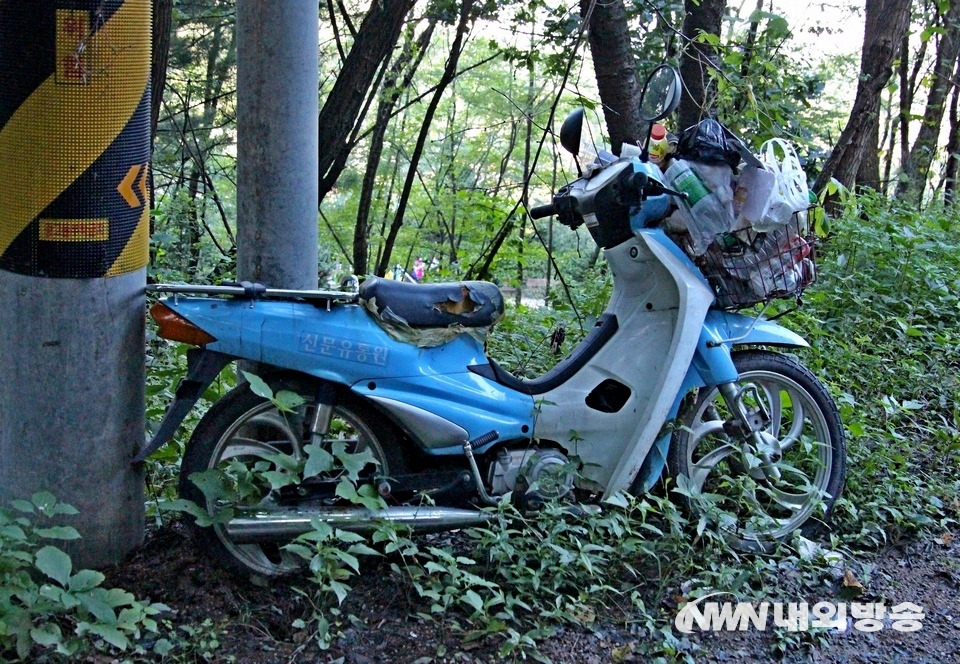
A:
[0, 524, 27, 541]
[77, 590, 119, 623]
[336, 448, 379, 482]
[335, 478, 360, 503]
[30, 623, 62, 647]
[298, 519, 334, 541]
[260, 470, 298, 491]
[329, 579, 351, 605]
[31, 491, 59, 514]
[767, 16, 790, 38]
[283, 543, 315, 560]
[694, 30, 720, 46]
[331, 528, 365, 544]
[462, 589, 485, 613]
[356, 483, 387, 511]
[187, 469, 234, 503]
[35, 546, 72, 586]
[258, 451, 300, 472]
[304, 445, 335, 478]
[347, 542, 381, 558]
[274, 390, 306, 413]
[87, 623, 130, 650]
[69, 569, 105, 593]
[242, 372, 273, 400]
[10, 499, 34, 513]
[161, 498, 232, 527]
[33, 526, 81, 540]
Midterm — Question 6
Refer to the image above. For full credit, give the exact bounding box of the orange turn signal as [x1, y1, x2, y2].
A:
[150, 302, 216, 346]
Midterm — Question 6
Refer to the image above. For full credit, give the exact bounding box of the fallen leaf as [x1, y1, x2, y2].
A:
[843, 570, 865, 596]
[612, 643, 636, 662]
[939, 532, 955, 546]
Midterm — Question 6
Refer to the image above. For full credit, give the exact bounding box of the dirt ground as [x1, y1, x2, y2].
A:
[93, 521, 960, 664]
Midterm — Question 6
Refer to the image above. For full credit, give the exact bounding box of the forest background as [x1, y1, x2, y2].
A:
[4, 0, 960, 662]
[148, 0, 954, 294]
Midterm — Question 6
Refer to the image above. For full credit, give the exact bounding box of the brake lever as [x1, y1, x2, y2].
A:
[645, 178, 688, 200]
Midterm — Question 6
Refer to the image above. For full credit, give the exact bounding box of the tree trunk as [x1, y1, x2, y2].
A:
[150, 0, 173, 146]
[375, 0, 475, 277]
[579, 0, 642, 154]
[317, 0, 415, 202]
[677, 0, 726, 131]
[813, 0, 911, 197]
[855, 109, 882, 190]
[943, 58, 960, 204]
[352, 21, 435, 276]
[896, 1, 960, 202]
[149, 0, 173, 220]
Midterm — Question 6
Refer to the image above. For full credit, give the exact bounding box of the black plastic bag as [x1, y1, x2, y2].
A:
[676, 119, 762, 169]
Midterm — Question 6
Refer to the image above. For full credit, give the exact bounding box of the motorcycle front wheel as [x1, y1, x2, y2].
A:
[179, 376, 400, 578]
[668, 350, 846, 552]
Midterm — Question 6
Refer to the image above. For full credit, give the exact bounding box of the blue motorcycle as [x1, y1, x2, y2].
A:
[142, 65, 845, 577]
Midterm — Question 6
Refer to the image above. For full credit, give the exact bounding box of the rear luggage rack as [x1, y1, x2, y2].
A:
[147, 281, 360, 304]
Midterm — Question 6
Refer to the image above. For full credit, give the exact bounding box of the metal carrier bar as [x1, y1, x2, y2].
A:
[146, 283, 360, 304]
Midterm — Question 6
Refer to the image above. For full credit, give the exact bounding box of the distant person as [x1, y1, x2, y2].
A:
[413, 257, 425, 281]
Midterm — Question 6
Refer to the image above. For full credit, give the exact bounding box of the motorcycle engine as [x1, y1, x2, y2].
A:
[488, 448, 574, 500]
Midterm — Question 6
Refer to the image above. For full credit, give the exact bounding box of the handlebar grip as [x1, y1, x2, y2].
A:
[529, 204, 557, 220]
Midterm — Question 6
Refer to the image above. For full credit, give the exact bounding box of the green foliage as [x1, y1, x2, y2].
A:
[787, 191, 960, 544]
[0, 493, 169, 662]
[145, 327, 236, 507]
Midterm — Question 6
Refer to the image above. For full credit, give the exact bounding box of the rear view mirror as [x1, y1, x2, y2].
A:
[559, 108, 585, 156]
[639, 65, 681, 122]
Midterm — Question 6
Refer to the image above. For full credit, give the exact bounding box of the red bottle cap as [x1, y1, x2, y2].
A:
[651, 123, 667, 140]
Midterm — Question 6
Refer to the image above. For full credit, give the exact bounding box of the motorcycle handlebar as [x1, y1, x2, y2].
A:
[529, 203, 557, 219]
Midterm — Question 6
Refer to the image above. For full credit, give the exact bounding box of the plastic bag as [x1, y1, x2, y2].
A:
[733, 165, 776, 227]
[755, 138, 808, 232]
[676, 119, 764, 169]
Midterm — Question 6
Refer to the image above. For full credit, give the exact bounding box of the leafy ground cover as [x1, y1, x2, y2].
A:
[5, 198, 960, 662]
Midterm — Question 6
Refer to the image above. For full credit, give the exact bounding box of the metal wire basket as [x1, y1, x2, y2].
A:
[697, 211, 817, 310]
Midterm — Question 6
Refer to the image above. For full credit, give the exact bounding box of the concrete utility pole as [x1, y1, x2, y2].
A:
[0, 0, 151, 567]
[236, 1, 320, 289]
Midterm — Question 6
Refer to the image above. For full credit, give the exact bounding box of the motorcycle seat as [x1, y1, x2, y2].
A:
[359, 276, 505, 329]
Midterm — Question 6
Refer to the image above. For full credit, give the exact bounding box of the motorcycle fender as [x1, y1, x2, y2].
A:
[132, 348, 234, 464]
[692, 310, 808, 386]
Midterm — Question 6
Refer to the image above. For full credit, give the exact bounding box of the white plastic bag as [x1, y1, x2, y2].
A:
[755, 138, 809, 232]
[733, 165, 776, 227]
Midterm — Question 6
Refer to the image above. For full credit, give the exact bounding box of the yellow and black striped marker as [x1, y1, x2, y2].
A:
[0, 0, 151, 278]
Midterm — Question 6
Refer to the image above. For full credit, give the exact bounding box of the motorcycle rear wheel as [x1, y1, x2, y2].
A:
[668, 350, 846, 552]
[179, 376, 400, 578]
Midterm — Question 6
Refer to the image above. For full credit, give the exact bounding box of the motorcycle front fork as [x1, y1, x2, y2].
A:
[716, 382, 782, 481]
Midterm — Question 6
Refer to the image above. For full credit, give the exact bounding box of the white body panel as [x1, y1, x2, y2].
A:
[533, 232, 715, 496]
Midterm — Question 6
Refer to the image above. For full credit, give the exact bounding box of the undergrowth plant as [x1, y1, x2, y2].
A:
[0, 492, 169, 662]
[788, 192, 960, 545]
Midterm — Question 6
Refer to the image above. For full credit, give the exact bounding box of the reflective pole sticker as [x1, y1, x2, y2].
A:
[39, 219, 109, 242]
[56, 10, 91, 85]
[0, 0, 151, 279]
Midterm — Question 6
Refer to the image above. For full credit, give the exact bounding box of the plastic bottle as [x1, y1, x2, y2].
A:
[648, 123, 671, 167]
[664, 158, 733, 255]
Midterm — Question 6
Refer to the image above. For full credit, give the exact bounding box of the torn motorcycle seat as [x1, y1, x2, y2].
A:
[359, 276, 505, 328]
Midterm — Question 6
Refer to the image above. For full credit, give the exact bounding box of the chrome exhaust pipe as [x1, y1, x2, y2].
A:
[225, 505, 490, 544]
